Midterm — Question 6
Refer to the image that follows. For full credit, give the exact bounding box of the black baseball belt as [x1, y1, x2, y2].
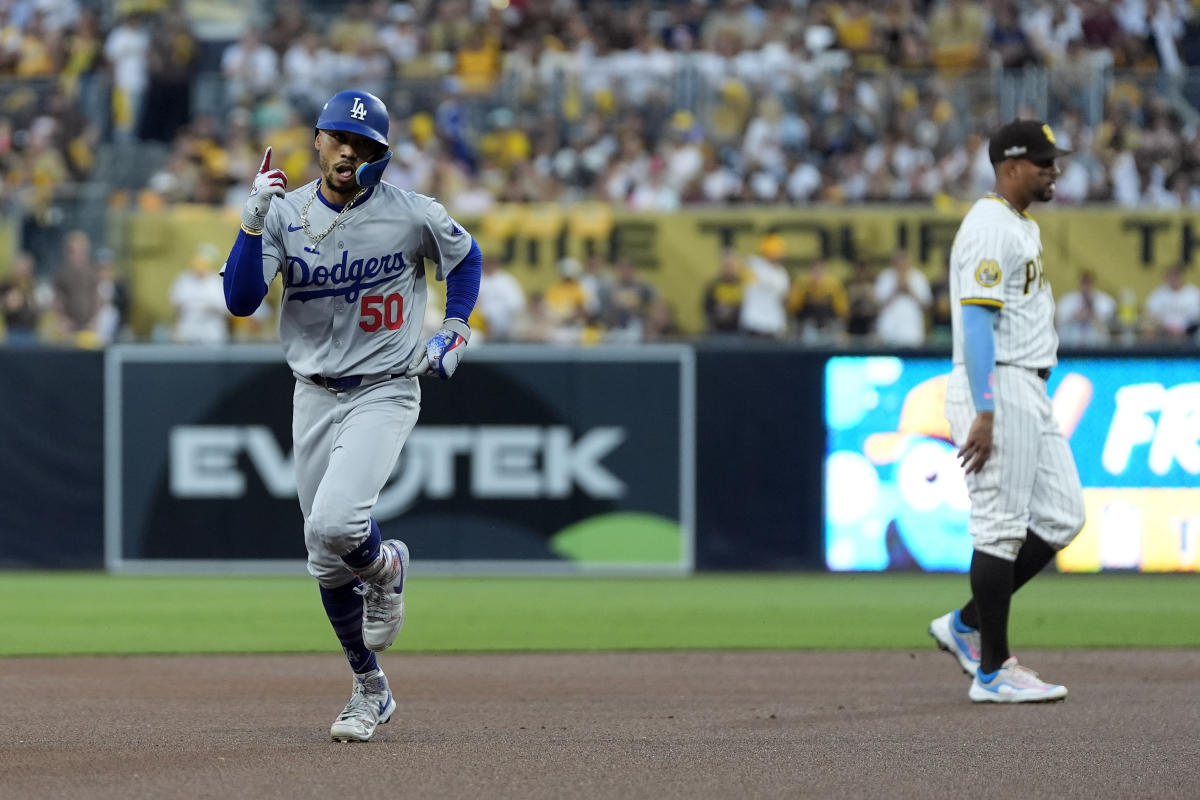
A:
[996, 362, 1051, 381]
[309, 373, 404, 392]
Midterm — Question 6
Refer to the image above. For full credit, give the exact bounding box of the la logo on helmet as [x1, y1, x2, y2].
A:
[350, 97, 367, 120]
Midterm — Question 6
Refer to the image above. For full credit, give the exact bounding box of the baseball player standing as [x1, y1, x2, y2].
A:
[222, 89, 480, 740]
[929, 119, 1084, 703]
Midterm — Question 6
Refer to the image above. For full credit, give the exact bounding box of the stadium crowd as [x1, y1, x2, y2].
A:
[2, 0, 1200, 348]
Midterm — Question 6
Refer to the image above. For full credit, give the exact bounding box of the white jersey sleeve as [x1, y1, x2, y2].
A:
[949, 196, 1058, 368]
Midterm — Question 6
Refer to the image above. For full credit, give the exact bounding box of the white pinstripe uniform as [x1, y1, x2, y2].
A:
[944, 194, 1085, 560]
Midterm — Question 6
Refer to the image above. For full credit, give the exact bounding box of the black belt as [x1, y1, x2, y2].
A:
[997, 363, 1051, 381]
[309, 373, 401, 392]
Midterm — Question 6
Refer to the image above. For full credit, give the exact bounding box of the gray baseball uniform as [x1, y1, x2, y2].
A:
[259, 179, 472, 584]
[945, 194, 1085, 560]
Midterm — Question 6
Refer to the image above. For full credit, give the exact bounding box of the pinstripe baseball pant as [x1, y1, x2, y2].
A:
[945, 364, 1086, 560]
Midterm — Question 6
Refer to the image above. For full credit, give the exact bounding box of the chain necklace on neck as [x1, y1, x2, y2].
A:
[299, 182, 368, 246]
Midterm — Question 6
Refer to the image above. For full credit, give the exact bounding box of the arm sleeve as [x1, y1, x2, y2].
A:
[962, 303, 997, 412]
[223, 229, 269, 317]
[444, 239, 482, 323]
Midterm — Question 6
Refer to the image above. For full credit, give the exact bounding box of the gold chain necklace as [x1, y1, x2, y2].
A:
[299, 183, 368, 246]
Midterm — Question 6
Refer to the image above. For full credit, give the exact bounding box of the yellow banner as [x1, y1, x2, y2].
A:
[122, 205, 1200, 337]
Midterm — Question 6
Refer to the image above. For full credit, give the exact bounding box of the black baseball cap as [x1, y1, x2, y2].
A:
[988, 119, 1072, 164]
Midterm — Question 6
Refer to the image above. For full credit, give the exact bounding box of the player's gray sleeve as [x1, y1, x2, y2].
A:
[418, 199, 473, 281]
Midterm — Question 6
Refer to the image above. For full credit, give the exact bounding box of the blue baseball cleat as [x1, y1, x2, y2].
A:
[929, 609, 982, 676]
[969, 657, 1068, 703]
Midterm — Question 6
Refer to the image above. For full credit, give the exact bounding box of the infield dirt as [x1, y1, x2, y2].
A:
[1, 650, 1196, 799]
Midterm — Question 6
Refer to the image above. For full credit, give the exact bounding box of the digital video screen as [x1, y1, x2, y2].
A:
[824, 356, 1200, 573]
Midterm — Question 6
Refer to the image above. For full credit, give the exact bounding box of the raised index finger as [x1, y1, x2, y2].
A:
[258, 147, 273, 174]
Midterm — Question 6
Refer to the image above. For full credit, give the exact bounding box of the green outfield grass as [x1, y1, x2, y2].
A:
[1, 572, 1197, 657]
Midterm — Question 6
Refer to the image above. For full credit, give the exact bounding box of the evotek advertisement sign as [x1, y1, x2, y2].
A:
[106, 345, 694, 574]
[824, 356, 1200, 573]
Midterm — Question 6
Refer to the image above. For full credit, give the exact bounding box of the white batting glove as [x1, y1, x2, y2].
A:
[241, 147, 287, 233]
[405, 318, 470, 379]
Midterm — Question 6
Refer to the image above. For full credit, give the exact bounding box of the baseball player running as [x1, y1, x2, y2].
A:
[929, 119, 1084, 703]
[222, 89, 480, 740]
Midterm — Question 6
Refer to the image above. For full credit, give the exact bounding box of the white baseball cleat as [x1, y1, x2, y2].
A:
[968, 657, 1068, 703]
[929, 609, 981, 677]
[356, 539, 409, 652]
[330, 668, 396, 742]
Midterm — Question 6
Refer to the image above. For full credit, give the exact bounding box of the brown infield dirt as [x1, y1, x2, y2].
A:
[1, 649, 1197, 800]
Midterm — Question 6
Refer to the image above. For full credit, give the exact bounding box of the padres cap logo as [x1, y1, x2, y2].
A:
[975, 259, 1001, 287]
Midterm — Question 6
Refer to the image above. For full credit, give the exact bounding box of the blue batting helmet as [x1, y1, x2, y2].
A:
[315, 90, 390, 148]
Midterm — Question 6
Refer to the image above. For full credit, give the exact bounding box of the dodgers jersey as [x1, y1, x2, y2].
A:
[949, 193, 1057, 369]
[259, 179, 473, 378]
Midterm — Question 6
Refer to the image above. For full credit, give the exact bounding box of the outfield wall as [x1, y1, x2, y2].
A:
[1, 344, 1196, 574]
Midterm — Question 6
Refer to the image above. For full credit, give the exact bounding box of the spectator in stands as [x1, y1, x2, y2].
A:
[1081, 0, 1126, 53]
[378, 3, 419, 70]
[543, 257, 590, 336]
[263, 0, 311, 60]
[1143, 263, 1200, 341]
[928, 256, 954, 346]
[787, 259, 848, 344]
[873, 249, 932, 347]
[606, 257, 659, 342]
[17, 113, 70, 267]
[738, 233, 790, 339]
[879, 0, 930, 69]
[426, 0, 474, 54]
[643, 297, 681, 342]
[281, 31, 338, 119]
[169, 242, 229, 345]
[1056, 269, 1117, 346]
[1, 250, 43, 345]
[475, 259, 526, 343]
[94, 246, 128, 345]
[50, 229, 101, 346]
[454, 23, 503, 95]
[579, 252, 615, 322]
[660, 111, 706, 198]
[1143, 0, 1189, 84]
[828, 1, 878, 67]
[928, 0, 987, 70]
[628, 157, 682, 212]
[513, 290, 556, 344]
[1026, 0, 1084, 65]
[139, 7, 197, 143]
[702, 247, 746, 335]
[989, 1, 1041, 69]
[59, 8, 107, 126]
[220, 28, 279, 110]
[844, 259, 880, 341]
[103, 11, 150, 142]
[12, 9, 55, 77]
[94, 245, 128, 343]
